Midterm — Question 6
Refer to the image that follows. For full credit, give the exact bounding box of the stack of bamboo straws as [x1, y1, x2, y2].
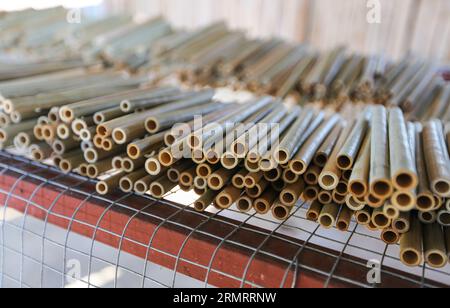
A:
[0, 8, 449, 269]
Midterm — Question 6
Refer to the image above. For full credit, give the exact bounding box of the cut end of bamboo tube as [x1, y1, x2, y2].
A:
[272, 203, 290, 221]
[208, 175, 223, 190]
[401, 249, 422, 267]
[159, 150, 174, 167]
[355, 211, 371, 225]
[112, 128, 127, 144]
[370, 179, 393, 199]
[416, 194, 435, 212]
[336, 154, 353, 170]
[425, 250, 448, 269]
[381, 229, 400, 245]
[349, 180, 368, 198]
[86, 165, 99, 178]
[221, 153, 238, 169]
[120, 178, 134, 193]
[84, 148, 98, 164]
[146, 158, 161, 175]
[393, 170, 418, 192]
[237, 196, 253, 212]
[145, 117, 160, 133]
[150, 183, 165, 198]
[432, 179, 450, 198]
[392, 191, 416, 211]
[319, 172, 339, 190]
[96, 181, 110, 195]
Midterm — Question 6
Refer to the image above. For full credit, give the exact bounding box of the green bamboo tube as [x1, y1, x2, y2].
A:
[215, 184, 242, 209]
[57, 123, 71, 140]
[246, 179, 269, 199]
[96, 171, 127, 195]
[274, 108, 314, 164]
[400, 215, 423, 267]
[423, 121, 450, 197]
[391, 190, 416, 212]
[319, 121, 352, 191]
[207, 167, 237, 191]
[314, 123, 343, 167]
[236, 194, 254, 213]
[336, 206, 354, 232]
[349, 131, 371, 198]
[319, 203, 340, 229]
[196, 163, 220, 179]
[122, 156, 146, 173]
[345, 194, 366, 211]
[437, 210, 450, 226]
[283, 168, 300, 184]
[393, 212, 411, 234]
[302, 185, 320, 202]
[30, 143, 53, 161]
[244, 171, 264, 189]
[306, 201, 323, 222]
[52, 138, 79, 155]
[0, 119, 35, 143]
[145, 155, 168, 176]
[150, 175, 178, 199]
[372, 206, 391, 229]
[289, 114, 340, 175]
[365, 193, 385, 208]
[134, 174, 160, 195]
[119, 170, 148, 193]
[86, 157, 114, 179]
[369, 106, 392, 199]
[337, 110, 370, 170]
[194, 189, 222, 212]
[280, 178, 305, 207]
[127, 131, 166, 159]
[84, 147, 124, 164]
[231, 168, 248, 189]
[423, 223, 448, 268]
[254, 188, 277, 214]
[264, 167, 282, 182]
[383, 203, 400, 220]
[271, 199, 294, 221]
[94, 106, 129, 125]
[179, 166, 197, 187]
[381, 228, 400, 245]
[418, 211, 437, 225]
[355, 206, 372, 225]
[414, 124, 436, 211]
[318, 190, 333, 205]
[389, 108, 418, 191]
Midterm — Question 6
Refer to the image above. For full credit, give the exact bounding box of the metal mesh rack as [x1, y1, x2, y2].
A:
[0, 151, 449, 288]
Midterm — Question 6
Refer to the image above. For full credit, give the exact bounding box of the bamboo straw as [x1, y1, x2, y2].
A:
[306, 201, 323, 222]
[283, 169, 300, 184]
[393, 212, 411, 234]
[319, 204, 340, 229]
[86, 157, 114, 178]
[423, 223, 448, 268]
[372, 206, 391, 229]
[383, 203, 400, 220]
[314, 123, 343, 167]
[231, 168, 248, 189]
[437, 210, 450, 226]
[179, 166, 197, 187]
[150, 175, 178, 198]
[208, 168, 236, 191]
[246, 179, 269, 199]
[345, 194, 366, 211]
[392, 190, 416, 212]
[279, 178, 305, 207]
[369, 106, 392, 199]
[355, 206, 372, 225]
[418, 211, 437, 225]
[194, 189, 222, 212]
[96, 171, 127, 195]
[237, 194, 254, 213]
[30, 143, 53, 161]
[134, 174, 160, 195]
[336, 206, 353, 231]
[423, 121, 450, 197]
[244, 171, 264, 189]
[381, 228, 400, 245]
[415, 123, 436, 211]
[57, 123, 71, 140]
[302, 185, 320, 201]
[318, 190, 333, 205]
[215, 184, 241, 209]
[349, 131, 371, 197]
[122, 156, 146, 173]
[400, 216, 423, 267]
[254, 188, 277, 214]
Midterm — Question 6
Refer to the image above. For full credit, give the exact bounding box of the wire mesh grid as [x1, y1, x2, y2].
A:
[0, 151, 449, 288]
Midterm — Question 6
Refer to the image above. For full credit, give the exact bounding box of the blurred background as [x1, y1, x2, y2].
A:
[1, 0, 449, 62]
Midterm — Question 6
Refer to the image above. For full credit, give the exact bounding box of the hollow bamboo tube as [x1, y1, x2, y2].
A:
[60, 153, 85, 174]
[220, 152, 240, 170]
[33, 125, 44, 141]
[215, 184, 242, 209]
[42, 123, 58, 142]
[415, 124, 436, 211]
[289, 114, 340, 175]
[336, 206, 354, 232]
[319, 121, 352, 190]
[96, 171, 127, 195]
[52, 138, 79, 155]
[318, 190, 333, 205]
[72, 117, 94, 135]
[319, 204, 340, 229]
[79, 126, 96, 142]
[78, 164, 88, 177]
[418, 211, 437, 225]
[57, 123, 71, 140]
[208, 168, 236, 191]
[283, 168, 300, 184]
[179, 166, 197, 187]
[112, 156, 125, 170]
[15, 131, 36, 148]
[231, 168, 248, 189]
[302, 185, 320, 202]
[94, 107, 129, 125]
[383, 203, 400, 220]
[336, 110, 370, 171]
[30, 143, 53, 161]
[372, 206, 391, 229]
[194, 176, 208, 190]
[145, 155, 168, 176]
[369, 106, 394, 199]
[120, 90, 197, 113]
[349, 131, 371, 197]
[437, 210, 450, 226]
[314, 123, 343, 167]
[355, 206, 372, 225]
[345, 194, 366, 211]
[381, 228, 400, 245]
[391, 190, 416, 212]
[84, 147, 124, 164]
[121, 156, 145, 173]
[150, 175, 178, 199]
[280, 178, 305, 207]
[400, 216, 423, 267]
[423, 223, 448, 268]
[332, 190, 347, 205]
[393, 212, 411, 234]
[0, 119, 35, 143]
[119, 170, 148, 193]
[167, 160, 193, 183]
[244, 171, 264, 189]
[365, 193, 385, 208]
[389, 108, 418, 191]
[127, 132, 166, 159]
[246, 179, 270, 199]
[194, 189, 222, 212]
[423, 121, 450, 198]
[193, 148, 207, 165]
[264, 167, 282, 183]
[306, 201, 323, 222]
[86, 157, 114, 179]
[134, 174, 160, 195]
[274, 108, 314, 164]
[272, 199, 294, 221]
[244, 159, 260, 173]
[197, 163, 220, 179]
[237, 194, 254, 213]
[254, 188, 277, 214]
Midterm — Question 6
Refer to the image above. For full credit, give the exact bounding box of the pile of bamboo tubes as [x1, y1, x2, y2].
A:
[1, 9, 450, 270]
